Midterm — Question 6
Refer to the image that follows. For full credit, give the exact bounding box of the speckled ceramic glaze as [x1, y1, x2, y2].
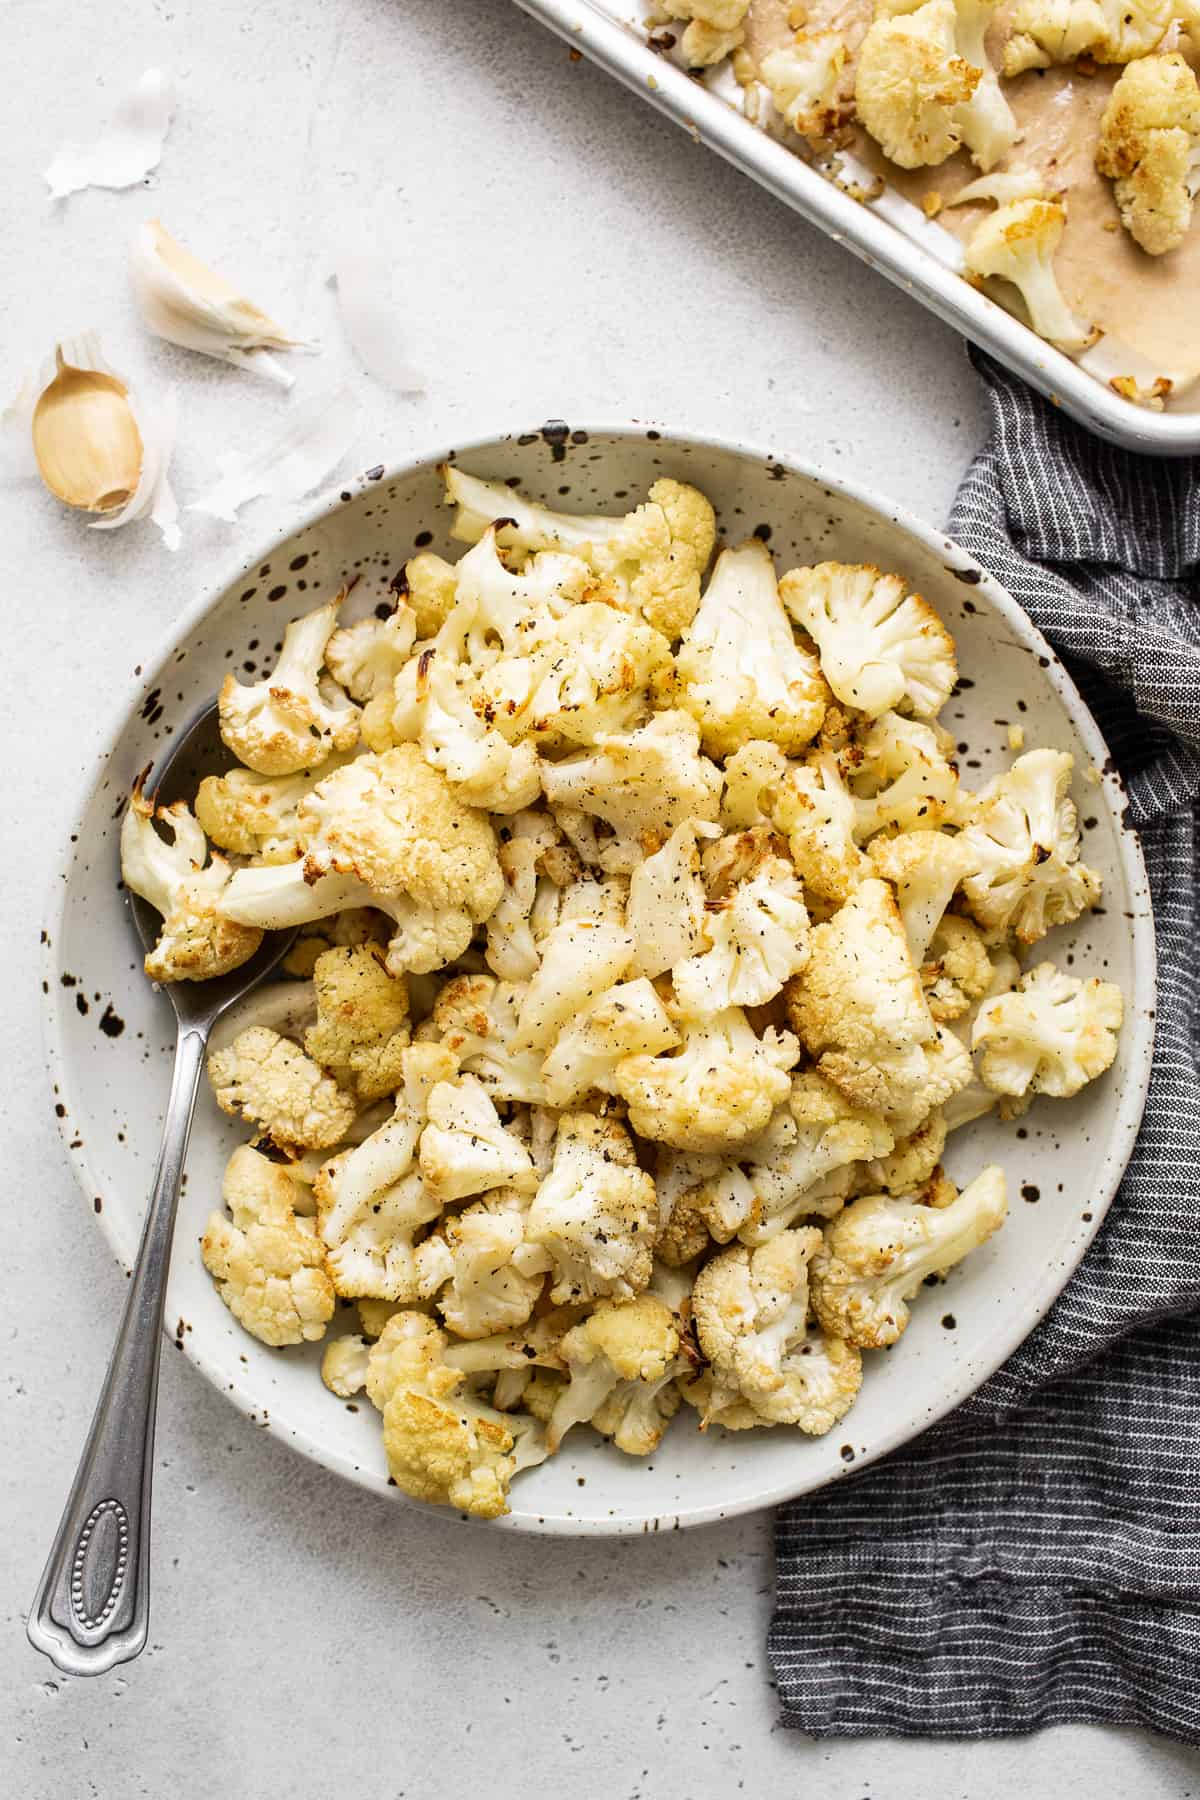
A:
[44, 424, 1156, 1534]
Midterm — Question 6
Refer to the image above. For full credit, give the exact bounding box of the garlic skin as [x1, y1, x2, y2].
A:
[188, 385, 360, 523]
[45, 69, 176, 200]
[130, 220, 314, 387]
[332, 242, 425, 395]
[12, 333, 180, 550]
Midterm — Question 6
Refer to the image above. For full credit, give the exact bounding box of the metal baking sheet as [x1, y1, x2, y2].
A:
[515, 0, 1200, 456]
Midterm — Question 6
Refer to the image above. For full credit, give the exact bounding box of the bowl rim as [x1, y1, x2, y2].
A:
[43, 419, 1157, 1534]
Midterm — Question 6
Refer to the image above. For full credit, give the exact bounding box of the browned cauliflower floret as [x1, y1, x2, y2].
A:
[972, 962, 1124, 1100]
[959, 749, 1101, 944]
[527, 1112, 659, 1303]
[545, 1293, 684, 1453]
[208, 1025, 358, 1152]
[785, 877, 933, 1058]
[1004, 0, 1177, 75]
[964, 199, 1097, 350]
[218, 596, 360, 775]
[365, 1311, 548, 1519]
[201, 1145, 335, 1346]
[781, 560, 958, 718]
[120, 782, 263, 983]
[304, 944, 410, 1102]
[1096, 53, 1200, 256]
[442, 466, 716, 640]
[675, 540, 827, 758]
[921, 913, 995, 1021]
[810, 1165, 1007, 1347]
[195, 758, 350, 864]
[614, 1007, 799, 1153]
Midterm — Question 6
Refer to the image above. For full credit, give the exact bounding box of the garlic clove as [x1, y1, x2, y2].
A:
[14, 332, 180, 549]
[131, 220, 315, 387]
[33, 349, 143, 513]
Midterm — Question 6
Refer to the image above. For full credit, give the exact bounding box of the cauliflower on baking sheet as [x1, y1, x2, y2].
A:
[855, 0, 1016, 173]
[761, 32, 852, 143]
[675, 539, 827, 758]
[174, 468, 1123, 1516]
[1003, 0, 1177, 75]
[1095, 53, 1200, 256]
[964, 199, 1098, 352]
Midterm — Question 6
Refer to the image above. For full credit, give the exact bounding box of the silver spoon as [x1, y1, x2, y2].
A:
[28, 701, 297, 1677]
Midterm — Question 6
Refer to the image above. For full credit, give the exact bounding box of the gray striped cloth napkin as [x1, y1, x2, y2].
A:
[769, 352, 1200, 1744]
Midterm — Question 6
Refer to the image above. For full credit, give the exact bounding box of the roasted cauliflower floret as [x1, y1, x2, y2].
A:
[481, 601, 674, 750]
[542, 978, 680, 1107]
[120, 781, 263, 983]
[691, 1229, 822, 1416]
[615, 1007, 799, 1153]
[771, 754, 870, 905]
[720, 740, 789, 832]
[780, 560, 957, 719]
[675, 539, 827, 758]
[819, 1024, 973, 1137]
[366, 1311, 547, 1519]
[527, 1112, 659, 1304]
[964, 199, 1097, 350]
[325, 603, 417, 701]
[1003, 0, 1176, 75]
[303, 944, 410, 1102]
[959, 748, 1102, 944]
[737, 1073, 895, 1243]
[208, 1025, 357, 1152]
[484, 811, 565, 981]
[443, 466, 716, 640]
[625, 818, 713, 977]
[761, 31, 851, 141]
[972, 962, 1124, 1100]
[195, 758, 351, 865]
[855, 0, 1016, 171]
[418, 1074, 537, 1204]
[201, 1144, 335, 1346]
[785, 877, 933, 1057]
[869, 829, 980, 961]
[848, 712, 962, 838]
[432, 1188, 552, 1339]
[402, 551, 459, 640]
[218, 596, 359, 775]
[1096, 53, 1200, 256]
[321, 1333, 371, 1397]
[689, 1328, 863, 1433]
[512, 918, 636, 1054]
[922, 913, 996, 1021]
[389, 640, 542, 815]
[810, 1164, 1007, 1347]
[314, 1090, 452, 1302]
[250, 741, 507, 964]
[673, 853, 810, 1013]
[540, 710, 723, 872]
[419, 972, 548, 1104]
[545, 1293, 682, 1452]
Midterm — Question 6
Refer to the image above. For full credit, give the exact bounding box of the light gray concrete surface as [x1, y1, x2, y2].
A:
[1, 1, 1193, 1795]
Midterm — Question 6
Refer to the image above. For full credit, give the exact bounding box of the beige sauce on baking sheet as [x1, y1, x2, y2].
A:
[746, 0, 1200, 401]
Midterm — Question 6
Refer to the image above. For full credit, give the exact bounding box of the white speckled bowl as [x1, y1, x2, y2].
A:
[45, 425, 1156, 1534]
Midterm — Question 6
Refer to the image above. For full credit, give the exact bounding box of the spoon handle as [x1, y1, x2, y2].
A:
[27, 1026, 207, 1677]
